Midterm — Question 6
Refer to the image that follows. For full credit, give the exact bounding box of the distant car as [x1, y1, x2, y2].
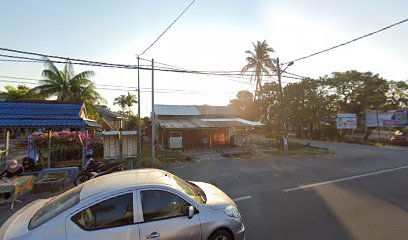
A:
[390, 130, 408, 145]
[0, 169, 245, 240]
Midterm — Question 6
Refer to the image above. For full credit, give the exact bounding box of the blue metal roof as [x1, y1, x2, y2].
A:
[97, 106, 128, 120]
[0, 119, 100, 128]
[0, 101, 100, 128]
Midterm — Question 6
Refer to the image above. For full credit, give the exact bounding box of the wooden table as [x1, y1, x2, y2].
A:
[0, 175, 36, 209]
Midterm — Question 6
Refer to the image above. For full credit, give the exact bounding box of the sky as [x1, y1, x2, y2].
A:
[0, 0, 407, 116]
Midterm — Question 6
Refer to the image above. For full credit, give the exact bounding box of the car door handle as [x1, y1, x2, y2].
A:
[147, 232, 160, 239]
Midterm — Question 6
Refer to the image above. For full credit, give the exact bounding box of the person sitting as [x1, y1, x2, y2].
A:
[22, 157, 43, 172]
[84, 154, 98, 169]
[0, 159, 25, 200]
[0, 159, 24, 179]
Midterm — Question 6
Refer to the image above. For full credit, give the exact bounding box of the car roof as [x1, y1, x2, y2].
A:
[80, 168, 173, 200]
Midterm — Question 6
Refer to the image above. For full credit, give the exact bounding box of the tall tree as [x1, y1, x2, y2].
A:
[114, 95, 127, 114]
[386, 80, 408, 109]
[284, 78, 335, 137]
[32, 59, 100, 102]
[31, 58, 104, 118]
[254, 82, 281, 129]
[228, 90, 256, 120]
[241, 40, 276, 99]
[325, 71, 388, 111]
[0, 85, 45, 100]
[124, 92, 138, 115]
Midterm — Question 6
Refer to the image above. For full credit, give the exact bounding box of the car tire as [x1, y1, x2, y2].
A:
[209, 229, 233, 240]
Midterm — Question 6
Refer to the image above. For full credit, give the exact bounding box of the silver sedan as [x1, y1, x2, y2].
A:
[0, 169, 245, 240]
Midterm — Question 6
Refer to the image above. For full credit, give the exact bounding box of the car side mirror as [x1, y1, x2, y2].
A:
[188, 206, 194, 219]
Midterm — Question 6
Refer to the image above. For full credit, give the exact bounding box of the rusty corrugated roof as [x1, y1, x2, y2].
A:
[158, 118, 263, 129]
[155, 105, 201, 116]
[196, 105, 238, 116]
[158, 118, 215, 129]
[203, 121, 248, 128]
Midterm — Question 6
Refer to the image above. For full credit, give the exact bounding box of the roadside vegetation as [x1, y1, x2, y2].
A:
[221, 142, 333, 160]
[140, 141, 191, 168]
[266, 141, 333, 156]
[231, 40, 407, 143]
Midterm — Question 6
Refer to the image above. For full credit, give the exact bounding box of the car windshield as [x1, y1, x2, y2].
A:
[28, 184, 83, 230]
[170, 174, 206, 204]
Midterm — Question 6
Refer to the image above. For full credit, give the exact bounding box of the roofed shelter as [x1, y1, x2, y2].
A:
[96, 106, 129, 130]
[154, 104, 264, 149]
[0, 100, 100, 168]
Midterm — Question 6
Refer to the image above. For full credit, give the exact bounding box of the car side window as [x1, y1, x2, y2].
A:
[141, 190, 190, 222]
[72, 193, 134, 231]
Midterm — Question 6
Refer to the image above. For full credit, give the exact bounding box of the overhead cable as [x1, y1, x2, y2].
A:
[284, 18, 408, 64]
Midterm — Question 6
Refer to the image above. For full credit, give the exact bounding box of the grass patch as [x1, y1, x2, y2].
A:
[264, 148, 333, 156]
[222, 151, 257, 160]
[140, 142, 191, 168]
[265, 141, 334, 156]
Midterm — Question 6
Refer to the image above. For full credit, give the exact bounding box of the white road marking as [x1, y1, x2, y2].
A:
[284, 164, 408, 192]
[233, 195, 252, 202]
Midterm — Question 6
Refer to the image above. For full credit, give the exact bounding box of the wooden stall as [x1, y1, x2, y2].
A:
[102, 131, 121, 159]
[121, 131, 138, 158]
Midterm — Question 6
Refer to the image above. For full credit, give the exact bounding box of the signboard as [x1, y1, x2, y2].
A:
[365, 110, 408, 127]
[169, 137, 182, 149]
[336, 113, 357, 129]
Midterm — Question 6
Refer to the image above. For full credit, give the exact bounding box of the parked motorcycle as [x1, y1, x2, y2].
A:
[74, 161, 123, 186]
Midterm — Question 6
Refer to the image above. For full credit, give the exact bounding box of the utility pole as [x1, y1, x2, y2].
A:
[137, 56, 142, 168]
[376, 109, 381, 141]
[276, 58, 289, 152]
[151, 59, 156, 164]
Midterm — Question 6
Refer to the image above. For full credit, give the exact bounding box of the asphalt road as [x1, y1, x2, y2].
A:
[2, 140, 407, 240]
[167, 140, 408, 240]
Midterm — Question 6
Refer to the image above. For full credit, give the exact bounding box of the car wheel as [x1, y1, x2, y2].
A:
[75, 173, 91, 186]
[209, 229, 233, 240]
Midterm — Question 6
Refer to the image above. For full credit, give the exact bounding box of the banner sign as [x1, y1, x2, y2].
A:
[365, 110, 408, 127]
[336, 113, 357, 129]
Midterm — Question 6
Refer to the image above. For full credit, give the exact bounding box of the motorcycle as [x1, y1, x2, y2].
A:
[75, 161, 123, 186]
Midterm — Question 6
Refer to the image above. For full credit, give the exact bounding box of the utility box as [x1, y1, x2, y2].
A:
[121, 131, 137, 158]
[102, 131, 121, 159]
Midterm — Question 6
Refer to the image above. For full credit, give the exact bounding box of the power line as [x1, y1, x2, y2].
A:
[0, 76, 238, 95]
[138, 0, 196, 56]
[0, 75, 219, 92]
[0, 56, 152, 68]
[0, 75, 138, 90]
[0, 47, 138, 69]
[283, 71, 307, 79]
[0, 58, 39, 63]
[0, 48, 279, 79]
[284, 18, 408, 64]
[0, 47, 304, 86]
[0, 51, 265, 79]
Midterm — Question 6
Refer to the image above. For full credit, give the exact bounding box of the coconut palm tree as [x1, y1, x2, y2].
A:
[114, 95, 127, 114]
[124, 92, 138, 115]
[32, 58, 100, 101]
[241, 40, 276, 99]
[31, 58, 104, 118]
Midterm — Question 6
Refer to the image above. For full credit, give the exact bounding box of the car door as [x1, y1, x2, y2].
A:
[138, 189, 201, 240]
[65, 192, 140, 240]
